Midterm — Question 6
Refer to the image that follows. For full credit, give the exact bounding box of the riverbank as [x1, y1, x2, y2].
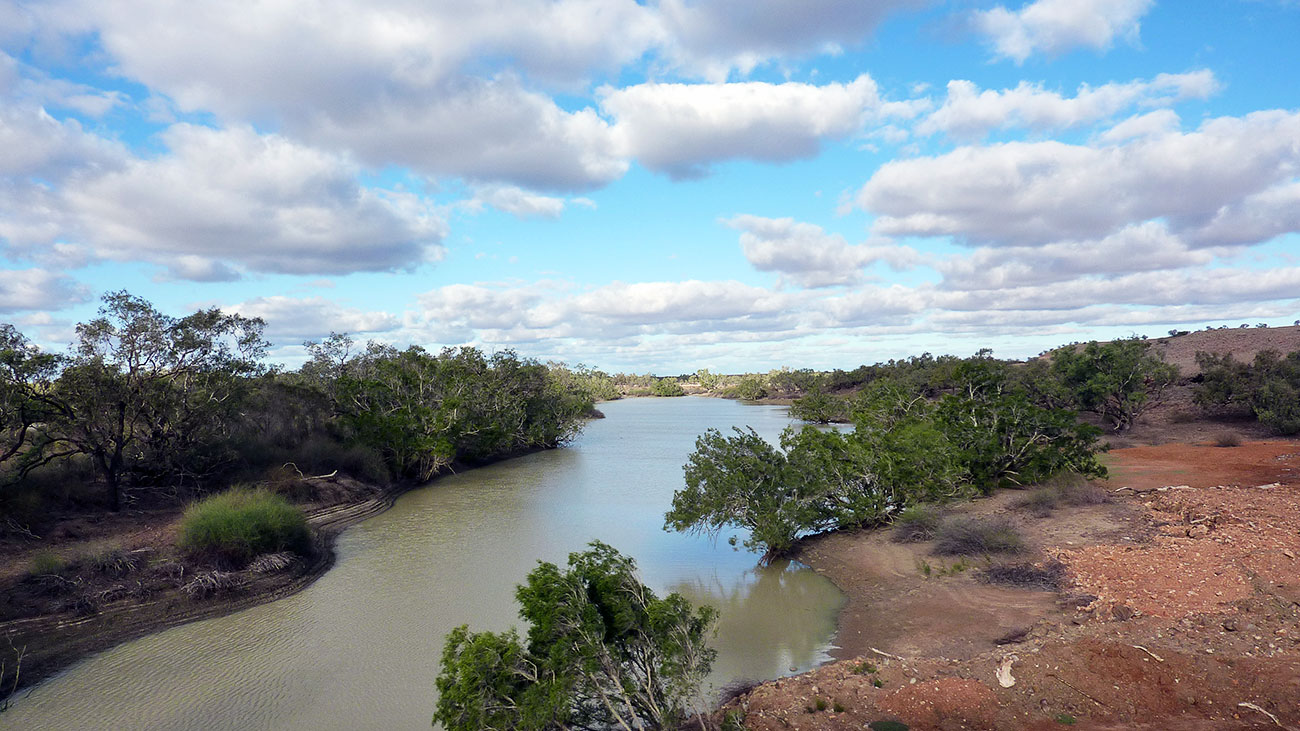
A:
[0, 444, 558, 703]
[721, 439, 1300, 730]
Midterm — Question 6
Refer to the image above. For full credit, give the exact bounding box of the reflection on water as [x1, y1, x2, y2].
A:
[670, 559, 844, 690]
[8, 398, 844, 730]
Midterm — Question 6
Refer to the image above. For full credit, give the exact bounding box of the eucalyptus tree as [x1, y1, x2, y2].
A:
[46, 292, 268, 510]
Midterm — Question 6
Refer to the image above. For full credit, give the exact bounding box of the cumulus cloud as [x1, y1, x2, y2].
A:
[934, 223, 1219, 291]
[656, 0, 926, 79]
[975, 0, 1154, 63]
[8, 1, 932, 190]
[0, 103, 126, 179]
[1, 121, 446, 278]
[469, 185, 570, 219]
[225, 295, 400, 341]
[0, 268, 88, 312]
[727, 214, 922, 287]
[918, 71, 1216, 139]
[858, 110, 1300, 249]
[603, 75, 921, 178]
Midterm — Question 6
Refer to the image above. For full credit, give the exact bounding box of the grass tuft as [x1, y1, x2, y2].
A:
[1213, 431, 1242, 448]
[891, 503, 942, 543]
[982, 561, 1066, 590]
[933, 516, 1025, 556]
[178, 487, 311, 568]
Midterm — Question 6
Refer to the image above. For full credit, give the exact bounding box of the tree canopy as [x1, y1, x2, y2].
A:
[434, 542, 717, 731]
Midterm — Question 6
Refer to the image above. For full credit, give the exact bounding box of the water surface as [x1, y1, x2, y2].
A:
[9, 397, 843, 730]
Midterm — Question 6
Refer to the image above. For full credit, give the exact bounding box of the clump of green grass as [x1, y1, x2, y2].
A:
[891, 503, 943, 543]
[178, 487, 311, 568]
[933, 516, 1025, 556]
[1054, 712, 1077, 725]
[89, 546, 140, 577]
[851, 661, 878, 675]
[28, 550, 66, 576]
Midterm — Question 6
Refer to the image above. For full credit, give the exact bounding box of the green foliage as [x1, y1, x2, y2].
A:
[433, 542, 717, 731]
[788, 388, 846, 423]
[720, 709, 747, 731]
[177, 487, 311, 568]
[1055, 713, 1078, 725]
[726, 374, 768, 401]
[28, 550, 66, 576]
[668, 365, 1104, 562]
[1196, 350, 1300, 435]
[937, 360, 1107, 492]
[650, 378, 686, 397]
[327, 345, 593, 479]
[1050, 338, 1178, 431]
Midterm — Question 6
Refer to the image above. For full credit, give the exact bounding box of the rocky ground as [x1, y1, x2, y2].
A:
[721, 440, 1300, 730]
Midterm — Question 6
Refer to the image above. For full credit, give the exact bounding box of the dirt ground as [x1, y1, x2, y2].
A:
[726, 440, 1300, 730]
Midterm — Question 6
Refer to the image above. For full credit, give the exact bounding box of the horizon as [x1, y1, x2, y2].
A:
[2, 0, 1298, 373]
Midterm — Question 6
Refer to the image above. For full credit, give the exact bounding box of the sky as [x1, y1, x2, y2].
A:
[1, 0, 1298, 374]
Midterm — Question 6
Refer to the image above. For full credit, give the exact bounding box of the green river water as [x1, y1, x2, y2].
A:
[7, 397, 845, 730]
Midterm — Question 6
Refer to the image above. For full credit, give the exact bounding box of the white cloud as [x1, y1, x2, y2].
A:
[0, 268, 88, 312]
[1, 122, 446, 278]
[226, 295, 400, 341]
[469, 185, 569, 219]
[603, 75, 921, 178]
[934, 222, 1219, 291]
[0, 103, 126, 179]
[656, 0, 926, 79]
[727, 214, 921, 287]
[302, 76, 627, 191]
[858, 110, 1300, 249]
[975, 0, 1154, 63]
[918, 71, 1216, 139]
[1098, 109, 1182, 142]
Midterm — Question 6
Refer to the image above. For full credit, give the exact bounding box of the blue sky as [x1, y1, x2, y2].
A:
[1, 0, 1298, 373]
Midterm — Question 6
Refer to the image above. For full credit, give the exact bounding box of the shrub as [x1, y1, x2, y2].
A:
[933, 516, 1025, 556]
[981, 561, 1066, 590]
[178, 487, 311, 568]
[28, 550, 66, 576]
[1213, 431, 1242, 448]
[1015, 473, 1108, 516]
[650, 378, 686, 397]
[89, 546, 140, 577]
[891, 504, 942, 543]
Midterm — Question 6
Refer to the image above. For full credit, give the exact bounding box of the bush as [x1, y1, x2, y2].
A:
[891, 504, 942, 543]
[981, 561, 1066, 590]
[1213, 431, 1242, 448]
[434, 542, 716, 731]
[178, 487, 311, 568]
[933, 516, 1025, 556]
[1015, 473, 1108, 516]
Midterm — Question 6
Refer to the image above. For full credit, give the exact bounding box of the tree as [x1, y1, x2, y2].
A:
[45, 292, 267, 510]
[666, 427, 824, 563]
[666, 369, 1106, 563]
[0, 325, 61, 484]
[434, 542, 717, 731]
[650, 378, 685, 397]
[788, 387, 846, 424]
[1051, 338, 1178, 431]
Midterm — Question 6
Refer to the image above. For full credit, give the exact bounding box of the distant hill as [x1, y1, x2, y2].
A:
[1036, 323, 1300, 377]
[1148, 324, 1300, 375]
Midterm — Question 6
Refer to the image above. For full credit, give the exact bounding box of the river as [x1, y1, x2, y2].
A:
[7, 397, 844, 730]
